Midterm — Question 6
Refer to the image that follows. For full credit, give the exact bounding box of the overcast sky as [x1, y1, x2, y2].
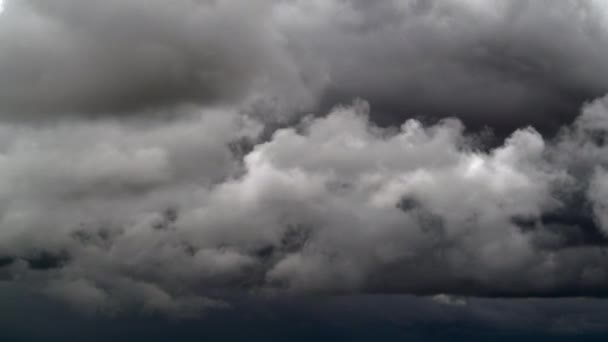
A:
[2, 1, 608, 330]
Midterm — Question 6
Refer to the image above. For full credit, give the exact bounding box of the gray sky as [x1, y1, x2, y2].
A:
[2, 0, 608, 318]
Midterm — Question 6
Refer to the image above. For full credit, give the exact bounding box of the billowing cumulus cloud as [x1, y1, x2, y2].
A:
[1, 98, 608, 316]
[3, 0, 608, 318]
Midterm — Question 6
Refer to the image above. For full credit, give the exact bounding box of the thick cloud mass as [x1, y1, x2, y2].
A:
[0, 0, 321, 118]
[3, 0, 608, 318]
[3, 0, 608, 128]
[2, 98, 608, 315]
[277, 0, 608, 131]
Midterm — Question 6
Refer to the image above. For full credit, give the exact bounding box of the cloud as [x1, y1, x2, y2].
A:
[3, 0, 608, 129]
[0, 0, 321, 120]
[0, 105, 261, 316]
[276, 0, 608, 132]
[5, 289, 608, 340]
[431, 294, 468, 306]
[1, 96, 608, 315]
[3, 0, 608, 318]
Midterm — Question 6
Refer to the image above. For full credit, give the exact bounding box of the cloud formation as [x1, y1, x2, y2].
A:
[0, 0, 321, 119]
[2, 0, 608, 317]
[1, 97, 608, 315]
[3, 0, 608, 129]
[276, 0, 608, 131]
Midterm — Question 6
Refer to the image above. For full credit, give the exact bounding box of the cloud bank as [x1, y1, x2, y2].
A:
[276, 0, 608, 132]
[1, 98, 608, 316]
[2, 0, 608, 317]
[0, 0, 322, 119]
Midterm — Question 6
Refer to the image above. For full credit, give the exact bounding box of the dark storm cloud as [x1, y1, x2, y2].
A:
[276, 0, 608, 132]
[3, 0, 608, 128]
[4, 288, 608, 341]
[4, 0, 608, 317]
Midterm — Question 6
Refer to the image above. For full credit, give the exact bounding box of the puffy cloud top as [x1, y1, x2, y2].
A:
[1, 98, 608, 315]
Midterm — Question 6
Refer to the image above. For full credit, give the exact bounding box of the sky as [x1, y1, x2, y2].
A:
[2, 0, 608, 340]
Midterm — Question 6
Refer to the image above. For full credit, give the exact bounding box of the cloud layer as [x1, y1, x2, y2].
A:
[2, 0, 608, 317]
[0, 0, 321, 119]
[3, 0, 608, 128]
[1, 97, 608, 316]
[277, 0, 608, 132]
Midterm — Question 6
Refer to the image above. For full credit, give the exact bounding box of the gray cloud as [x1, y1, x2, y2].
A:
[3, 0, 608, 318]
[0, 0, 321, 119]
[1, 97, 608, 315]
[4, 0, 608, 129]
[276, 0, 608, 132]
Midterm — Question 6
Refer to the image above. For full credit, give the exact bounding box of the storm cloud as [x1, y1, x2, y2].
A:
[0, 0, 322, 119]
[2, 0, 608, 317]
[0, 98, 608, 315]
[277, 0, 608, 132]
